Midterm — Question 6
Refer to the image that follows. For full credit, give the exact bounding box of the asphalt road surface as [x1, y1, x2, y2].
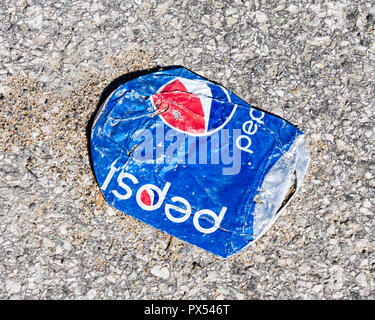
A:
[0, 0, 374, 299]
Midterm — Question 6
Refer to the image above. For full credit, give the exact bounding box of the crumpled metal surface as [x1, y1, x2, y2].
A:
[90, 67, 310, 258]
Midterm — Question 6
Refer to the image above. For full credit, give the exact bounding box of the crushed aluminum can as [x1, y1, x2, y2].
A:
[90, 67, 310, 258]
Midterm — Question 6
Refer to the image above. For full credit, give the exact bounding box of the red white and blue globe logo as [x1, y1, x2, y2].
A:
[151, 77, 236, 136]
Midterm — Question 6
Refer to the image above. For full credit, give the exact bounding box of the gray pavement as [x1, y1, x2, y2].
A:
[0, 0, 374, 299]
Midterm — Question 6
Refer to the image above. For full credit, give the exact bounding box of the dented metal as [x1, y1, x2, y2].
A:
[90, 67, 310, 258]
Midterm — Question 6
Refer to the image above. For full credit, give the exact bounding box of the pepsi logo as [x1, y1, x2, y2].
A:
[102, 161, 227, 234]
[139, 188, 159, 207]
[151, 77, 236, 136]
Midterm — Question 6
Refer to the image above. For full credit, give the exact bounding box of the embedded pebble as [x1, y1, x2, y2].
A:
[151, 266, 170, 280]
[6, 280, 21, 295]
[86, 289, 97, 299]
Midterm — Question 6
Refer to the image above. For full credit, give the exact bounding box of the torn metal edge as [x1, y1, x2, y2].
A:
[247, 134, 310, 250]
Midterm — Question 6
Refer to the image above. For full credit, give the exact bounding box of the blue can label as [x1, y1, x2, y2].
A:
[90, 67, 310, 257]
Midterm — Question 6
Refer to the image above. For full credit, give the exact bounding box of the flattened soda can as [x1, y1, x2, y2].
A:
[90, 67, 310, 258]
